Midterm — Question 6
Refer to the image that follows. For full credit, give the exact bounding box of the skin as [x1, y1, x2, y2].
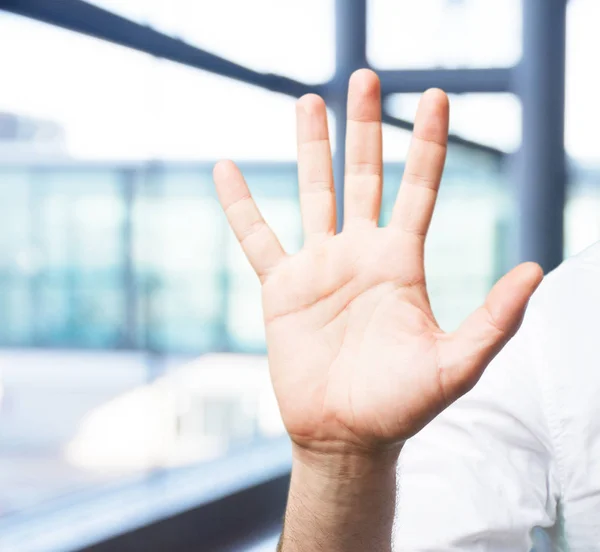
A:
[213, 69, 543, 551]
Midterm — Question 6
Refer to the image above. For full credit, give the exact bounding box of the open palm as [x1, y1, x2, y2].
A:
[214, 70, 542, 455]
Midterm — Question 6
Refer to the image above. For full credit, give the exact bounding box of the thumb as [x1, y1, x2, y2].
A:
[437, 262, 544, 403]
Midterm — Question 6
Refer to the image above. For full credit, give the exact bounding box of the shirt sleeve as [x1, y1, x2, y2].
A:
[393, 301, 561, 551]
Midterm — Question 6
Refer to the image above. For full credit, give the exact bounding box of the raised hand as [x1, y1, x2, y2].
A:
[213, 69, 543, 457]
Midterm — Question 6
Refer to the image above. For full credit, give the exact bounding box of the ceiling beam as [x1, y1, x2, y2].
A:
[379, 67, 513, 95]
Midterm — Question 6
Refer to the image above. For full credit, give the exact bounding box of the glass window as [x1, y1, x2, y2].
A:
[149, 61, 300, 161]
[0, 13, 156, 161]
[0, 170, 34, 346]
[32, 170, 127, 348]
[133, 167, 224, 353]
[0, 12, 300, 162]
[566, 0, 600, 161]
[86, 0, 335, 83]
[368, 0, 522, 69]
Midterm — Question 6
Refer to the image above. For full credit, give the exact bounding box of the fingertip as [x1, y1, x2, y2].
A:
[515, 262, 545, 295]
[522, 261, 544, 280]
[522, 261, 544, 276]
[296, 94, 330, 143]
[347, 69, 381, 123]
[213, 159, 237, 181]
[413, 88, 449, 146]
[484, 261, 546, 332]
[422, 88, 449, 109]
[349, 68, 381, 95]
[213, 160, 243, 200]
[297, 93, 326, 116]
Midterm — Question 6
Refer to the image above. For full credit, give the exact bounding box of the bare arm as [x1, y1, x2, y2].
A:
[214, 69, 543, 552]
[278, 446, 398, 552]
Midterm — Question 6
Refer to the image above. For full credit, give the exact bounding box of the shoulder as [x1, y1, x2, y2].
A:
[526, 239, 600, 428]
[532, 240, 600, 313]
[522, 240, 600, 359]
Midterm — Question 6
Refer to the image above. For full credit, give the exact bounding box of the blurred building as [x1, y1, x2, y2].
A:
[66, 354, 283, 471]
[0, 111, 66, 159]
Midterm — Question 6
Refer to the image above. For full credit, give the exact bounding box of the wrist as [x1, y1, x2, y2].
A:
[291, 441, 401, 483]
[289, 442, 400, 514]
[281, 443, 399, 551]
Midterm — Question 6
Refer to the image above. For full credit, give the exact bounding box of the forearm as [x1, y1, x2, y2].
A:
[278, 444, 400, 552]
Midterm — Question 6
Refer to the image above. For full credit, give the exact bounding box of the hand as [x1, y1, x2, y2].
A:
[213, 69, 543, 458]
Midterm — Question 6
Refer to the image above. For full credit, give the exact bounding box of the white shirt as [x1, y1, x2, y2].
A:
[394, 241, 600, 551]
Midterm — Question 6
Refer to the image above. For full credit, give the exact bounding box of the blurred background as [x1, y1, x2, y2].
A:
[0, 0, 595, 550]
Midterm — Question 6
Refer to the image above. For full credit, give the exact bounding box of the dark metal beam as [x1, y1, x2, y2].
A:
[0, 0, 321, 98]
[515, 0, 567, 272]
[121, 168, 137, 349]
[379, 67, 513, 95]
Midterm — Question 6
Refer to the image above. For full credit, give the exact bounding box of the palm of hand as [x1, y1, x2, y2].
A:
[215, 70, 542, 454]
[263, 225, 443, 450]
